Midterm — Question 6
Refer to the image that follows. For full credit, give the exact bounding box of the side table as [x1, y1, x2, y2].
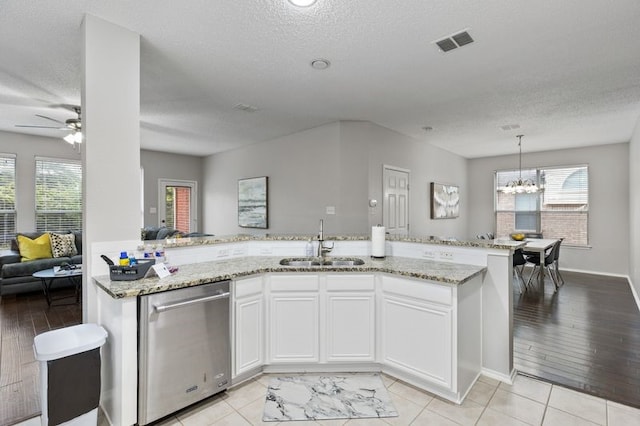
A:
[33, 267, 83, 306]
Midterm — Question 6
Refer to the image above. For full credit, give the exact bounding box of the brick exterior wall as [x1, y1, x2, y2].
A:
[496, 210, 587, 245]
[175, 187, 191, 233]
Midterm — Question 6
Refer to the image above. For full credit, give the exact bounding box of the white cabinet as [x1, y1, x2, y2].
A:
[325, 274, 375, 362]
[380, 274, 482, 401]
[381, 292, 452, 388]
[268, 274, 320, 363]
[233, 276, 264, 377]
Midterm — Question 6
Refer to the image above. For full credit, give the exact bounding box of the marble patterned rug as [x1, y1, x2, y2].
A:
[262, 374, 398, 422]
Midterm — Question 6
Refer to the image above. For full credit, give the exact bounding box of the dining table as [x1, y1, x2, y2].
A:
[521, 238, 560, 291]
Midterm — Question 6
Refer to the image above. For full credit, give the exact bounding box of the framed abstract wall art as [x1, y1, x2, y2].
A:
[238, 176, 268, 228]
[430, 182, 459, 219]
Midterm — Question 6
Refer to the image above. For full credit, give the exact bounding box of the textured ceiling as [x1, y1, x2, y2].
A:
[1, 0, 639, 158]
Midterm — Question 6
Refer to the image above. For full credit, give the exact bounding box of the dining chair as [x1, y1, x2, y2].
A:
[525, 240, 561, 291]
[513, 248, 527, 293]
[552, 238, 565, 287]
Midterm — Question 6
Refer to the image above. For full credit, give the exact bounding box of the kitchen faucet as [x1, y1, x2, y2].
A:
[317, 219, 334, 257]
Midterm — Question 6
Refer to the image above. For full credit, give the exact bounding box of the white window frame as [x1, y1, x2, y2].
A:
[35, 156, 82, 232]
[495, 164, 589, 247]
[0, 153, 16, 249]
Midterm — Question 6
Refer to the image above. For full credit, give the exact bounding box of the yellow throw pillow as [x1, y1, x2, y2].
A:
[17, 233, 53, 262]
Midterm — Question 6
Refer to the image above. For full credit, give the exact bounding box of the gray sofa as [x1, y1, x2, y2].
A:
[0, 231, 82, 295]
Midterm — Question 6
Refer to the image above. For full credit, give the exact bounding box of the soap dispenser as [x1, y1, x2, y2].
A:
[305, 239, 314, 257]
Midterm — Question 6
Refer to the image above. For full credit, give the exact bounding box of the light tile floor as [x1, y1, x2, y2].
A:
[16, 374, 640, 426]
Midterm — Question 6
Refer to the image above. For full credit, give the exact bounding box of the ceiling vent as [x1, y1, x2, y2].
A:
[500, 124, 521, 131]
[233, 103, 259, 113]
[434, 30, 474, 53]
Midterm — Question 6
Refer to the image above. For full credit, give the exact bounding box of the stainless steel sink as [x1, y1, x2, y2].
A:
[322, 258, 365, 266]
[279, 257, 365, 267]
[279, 258, 322, 267]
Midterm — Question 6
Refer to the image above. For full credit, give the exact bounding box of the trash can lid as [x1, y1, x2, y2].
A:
[34, 323, 108, 361]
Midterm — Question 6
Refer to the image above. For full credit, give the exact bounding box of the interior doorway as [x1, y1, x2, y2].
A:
[158, 179, 197, 233]
[383, 165, 410, 235]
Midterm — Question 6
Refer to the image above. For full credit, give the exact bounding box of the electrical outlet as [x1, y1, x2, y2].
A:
[439, 251, 453, 260]
[259, 247, 273, 255]
[217, 249, 230, 257]
[423, 250, 435, 259]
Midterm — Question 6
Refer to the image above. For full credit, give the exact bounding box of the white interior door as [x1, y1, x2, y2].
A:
[158, 179, 197, 232]
[383, 166, 410, 235]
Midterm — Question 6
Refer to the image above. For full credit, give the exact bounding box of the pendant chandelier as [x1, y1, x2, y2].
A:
[502, 135, 539, 194]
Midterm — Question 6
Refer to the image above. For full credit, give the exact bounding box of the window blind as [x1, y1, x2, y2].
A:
[35, 157, 82, 232]
[0, 154, 16, 249]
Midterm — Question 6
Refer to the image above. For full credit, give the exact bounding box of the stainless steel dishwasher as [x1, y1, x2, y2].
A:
[138, 281, 230, 425]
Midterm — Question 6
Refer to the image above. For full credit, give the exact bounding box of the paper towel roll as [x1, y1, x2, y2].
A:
[371, 225, 386, 258]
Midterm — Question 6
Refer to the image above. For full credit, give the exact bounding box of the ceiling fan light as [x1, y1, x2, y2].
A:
[288, 0, 317, 7]
[74, 131, 83, 143]
[63, 133, 75, 144]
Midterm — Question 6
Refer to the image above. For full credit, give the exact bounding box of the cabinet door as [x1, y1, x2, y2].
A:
[235, 294, 264, 376]
[381, 295, 452, 388]
[269, 294, 319, 363]
[326, 293, 375, 362]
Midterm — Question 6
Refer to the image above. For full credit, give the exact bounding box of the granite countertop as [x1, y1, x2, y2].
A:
[151, 233, 525, 250]
[94, 256, 487, 299]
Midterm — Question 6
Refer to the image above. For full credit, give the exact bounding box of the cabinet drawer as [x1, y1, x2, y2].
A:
[382, 275, 452, 306]
[326, 274, 375, 291]
[270, 274, 319, 291]
[235, 276, 263, 298]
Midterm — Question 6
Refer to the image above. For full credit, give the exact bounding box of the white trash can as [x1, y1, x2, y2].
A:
[33, 324, 108, 426]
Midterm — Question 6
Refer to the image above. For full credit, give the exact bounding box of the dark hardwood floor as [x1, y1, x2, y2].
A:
[0, 286, 81, 426]
[514, 269, 640, 408]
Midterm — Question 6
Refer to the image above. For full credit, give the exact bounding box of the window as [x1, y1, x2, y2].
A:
[496, 165, 589, 246]
[35, 158, 82, 232]
[0, 154, 16, 249]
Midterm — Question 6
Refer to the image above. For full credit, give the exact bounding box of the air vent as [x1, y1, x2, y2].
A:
[436, 38, 458, 53]
[434, 30, 474, 53]
[500, 124, 521, 131]
[233, 103, 259, 113]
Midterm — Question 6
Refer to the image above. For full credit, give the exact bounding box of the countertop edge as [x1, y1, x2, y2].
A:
[94, 256, 487, 299]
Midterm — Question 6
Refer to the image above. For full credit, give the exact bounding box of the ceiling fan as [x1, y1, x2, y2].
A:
[15, 104, 82, 144]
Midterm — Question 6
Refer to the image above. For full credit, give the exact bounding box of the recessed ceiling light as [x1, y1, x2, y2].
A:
[288, 0, 317, 7]
[311, 59, 330, 70]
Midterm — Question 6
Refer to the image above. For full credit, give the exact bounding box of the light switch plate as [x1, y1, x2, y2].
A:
[326, 206, 336, 215]
[149, 207, 157, 214]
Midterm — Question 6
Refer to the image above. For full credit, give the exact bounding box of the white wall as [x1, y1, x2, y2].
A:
[202, 120, 468, 238]
[203, 122, 342, 235]
[341, 122, 468, 238]
[629, 118, 640, 299]
[140, 149, 203, 229]
[0, 131, 81, 232]
[468, 143, 629, 276]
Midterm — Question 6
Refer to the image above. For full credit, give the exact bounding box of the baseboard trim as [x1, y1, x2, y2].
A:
[627, 276, 640, 313]
[556, 267, 629, 279]
[480, 367, 516, 385]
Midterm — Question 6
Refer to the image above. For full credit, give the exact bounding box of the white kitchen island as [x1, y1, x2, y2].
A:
[91, 235, 520, 426]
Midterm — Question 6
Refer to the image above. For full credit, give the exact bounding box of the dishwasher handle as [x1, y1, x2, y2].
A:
[153, 291, 230, 313]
